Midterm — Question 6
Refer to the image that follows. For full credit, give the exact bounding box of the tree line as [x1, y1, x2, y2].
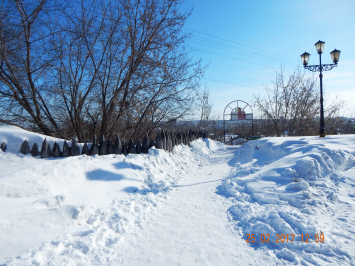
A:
[1, 0, 348, 142]
[204, 67, 347, 140]
[0, 0, 203, 142]
[254, 68, 345, 137]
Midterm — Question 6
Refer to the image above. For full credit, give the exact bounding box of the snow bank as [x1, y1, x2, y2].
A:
[0, 125, 77, 154]
[0, 126, 223, 265]
[220, 135, 355, 265]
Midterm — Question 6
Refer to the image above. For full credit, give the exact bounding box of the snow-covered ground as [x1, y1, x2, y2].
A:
[221, 136, 355, 265]
[1, 125, 355, 265]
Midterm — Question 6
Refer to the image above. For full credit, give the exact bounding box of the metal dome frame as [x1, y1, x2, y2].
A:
[223, 100, 253, 143]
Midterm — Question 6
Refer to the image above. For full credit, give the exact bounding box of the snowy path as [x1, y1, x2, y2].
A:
[112, 147, 276, 265]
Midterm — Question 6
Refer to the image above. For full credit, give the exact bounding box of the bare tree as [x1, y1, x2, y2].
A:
[197, 86, 213, 130]
[0, 0, 64, 135]
[254, 67, 344, 137]
[254, 68, 319, 136]
[0, 0, 204, 142]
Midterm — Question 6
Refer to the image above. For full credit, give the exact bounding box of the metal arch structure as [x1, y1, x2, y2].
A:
[223, 100, 253, 144]
[304, 63, 338, 72]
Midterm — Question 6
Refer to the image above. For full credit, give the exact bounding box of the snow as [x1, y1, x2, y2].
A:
[1, 125, 355, 265]
[220, 135, 355, 265]
[111, 148, 277, 265]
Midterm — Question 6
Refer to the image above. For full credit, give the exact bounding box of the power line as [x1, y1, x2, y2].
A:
[188, 38, 297, 67]
[188, 45, 276, 68]
[184, 27, 298, 63]
[188, 35, 297, 65]
[184, 28, 296, 92]
[203, 78, 264, 90]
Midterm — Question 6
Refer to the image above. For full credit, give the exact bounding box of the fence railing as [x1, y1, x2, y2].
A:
[0, 130, 208, 158]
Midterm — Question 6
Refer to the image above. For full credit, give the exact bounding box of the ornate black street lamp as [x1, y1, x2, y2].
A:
[301, 40, 341, 137]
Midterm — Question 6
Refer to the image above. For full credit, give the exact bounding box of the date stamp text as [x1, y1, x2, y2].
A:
[245, 234, 324, 244]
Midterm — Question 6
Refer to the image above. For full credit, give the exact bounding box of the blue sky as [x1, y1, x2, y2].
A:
[179, 0, 355, 117]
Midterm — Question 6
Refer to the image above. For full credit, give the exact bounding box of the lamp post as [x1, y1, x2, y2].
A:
[301, 41, 341, 137]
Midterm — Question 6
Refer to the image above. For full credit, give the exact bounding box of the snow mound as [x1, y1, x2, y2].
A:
[0, 125, 75, 154]
[0, 125, 224, 265]
[219, 136, 355, 265]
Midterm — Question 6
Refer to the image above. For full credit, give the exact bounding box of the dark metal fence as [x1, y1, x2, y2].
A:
[1, 130, 208, 158]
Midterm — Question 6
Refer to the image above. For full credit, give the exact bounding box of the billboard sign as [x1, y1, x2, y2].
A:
[231, 107, 252, 121]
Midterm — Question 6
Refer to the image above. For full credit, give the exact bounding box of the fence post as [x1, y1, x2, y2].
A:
[149, 138, 155, 148]
[128, 139, 136, 154]
[142, 134, 150, 154]
[189, 130, 193, 143]
[81, 142, 90, 155]
[171, 133, 175, 148]
[70, 138, 80, 156]
[156, 132, 163, 149]
[166, 132, 170, 152]
[113, 134, 122, 154]
[161, 130, 166, 151]
[122, 139, 128, 155]
[52, 141, 61, 157]
[31, 143, 40, 156]
[176, 132, 181, 145]
[106, 139, 113, 155]
[169, 131, 174, 152]
[99, 135, 107, 155]
[89, 135, 99, 155]
[20, 140, 30, 154]
[61, 140, 69, 157]
[136, 139, 142, 154]
[40, 138, 51, 158]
